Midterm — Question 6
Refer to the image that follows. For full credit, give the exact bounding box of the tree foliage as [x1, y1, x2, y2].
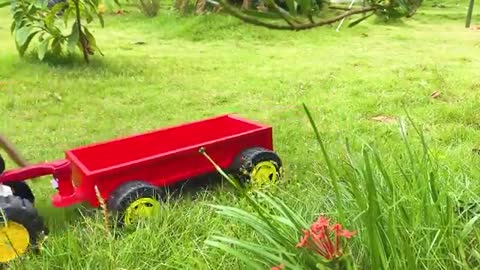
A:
[4, 0, 104, 62]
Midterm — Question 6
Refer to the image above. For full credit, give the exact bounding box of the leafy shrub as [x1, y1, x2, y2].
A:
[5, 0, 104, 63]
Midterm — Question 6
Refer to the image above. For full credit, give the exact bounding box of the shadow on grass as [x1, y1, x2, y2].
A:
[20, 48, 125, 70]
[160, 172, 229, 200]
[37, 172, 229, 232]
[19, 49, 148, 78]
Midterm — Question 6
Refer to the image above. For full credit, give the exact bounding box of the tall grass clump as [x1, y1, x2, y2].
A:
[203, 104, 480, 270]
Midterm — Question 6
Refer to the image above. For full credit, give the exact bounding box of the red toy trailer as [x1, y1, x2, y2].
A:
[0, 114, 282, 263]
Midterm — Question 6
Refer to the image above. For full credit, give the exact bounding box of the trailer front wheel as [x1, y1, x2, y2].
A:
[107, 181, 163, 228]
[232, 147, 283, 189]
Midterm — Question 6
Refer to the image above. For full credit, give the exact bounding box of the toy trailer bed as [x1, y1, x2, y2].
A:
[54, 114, 278, 208]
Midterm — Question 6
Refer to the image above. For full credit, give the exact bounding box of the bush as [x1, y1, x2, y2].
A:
[4, 0, 104, 63]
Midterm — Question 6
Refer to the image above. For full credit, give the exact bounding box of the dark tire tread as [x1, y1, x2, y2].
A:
[231, 147, 283, 185]
[106, 181, 163, 228]
[0, 154, 35, 204]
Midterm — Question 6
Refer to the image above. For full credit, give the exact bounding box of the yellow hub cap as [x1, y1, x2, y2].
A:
[124, 198, 160, 225]
[250, 161, 279, 188]
[0, 221, 30, 263]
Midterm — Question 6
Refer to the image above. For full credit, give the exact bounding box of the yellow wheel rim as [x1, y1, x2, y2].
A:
[250, 161, 279, 188]
[0, 221, 30, 263]
[124, 198, 160, 226]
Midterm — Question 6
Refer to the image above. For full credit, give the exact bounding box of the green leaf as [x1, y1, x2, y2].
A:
[36, 0, 48, 8]
[85, 11, 94, 24]
[37, 37, 51, 60]
[208, 205, 282, 244]
[46, 2, 67, 28]
[0, 0, 10, 8]
[10, 20, 16, 34]
[83, 0, 98, 10]
[256, 192, 307, 232]
[204, 240, 265, 270]
[68, 22, 80, 52]
[13, 9, 25, 21]
[63, 6, 72, 26]
[461, 215, 480, 239]
[303, 103, 343, 220]
[15, 25, 34, 47]
[208, 236, 299, 269]
[51, 37, 63, 55]
[17, 30, 41, 56]
[83, 26, 103, 55]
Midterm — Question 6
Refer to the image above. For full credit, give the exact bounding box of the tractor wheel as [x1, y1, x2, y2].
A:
[0, 154, 35, 204]
[3, 182, 35, 205]
[0, 195, 47, 264]
[0, 154, 4, 173]
[231, 147, 283, 189]
[107, 181, 163, 228]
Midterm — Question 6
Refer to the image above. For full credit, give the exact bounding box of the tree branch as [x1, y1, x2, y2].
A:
[217, 0, 376, 31]
[217, 0, 293, 29]
[74, 0, 89, 63]
[328, 5, 354, 11]
[264, 0, 298, 26]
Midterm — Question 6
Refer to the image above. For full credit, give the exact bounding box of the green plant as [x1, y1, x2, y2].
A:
[204, 192, 358, 269]
[7, 0, 104, 63]
[201, 104, 480, 269]
[199, 147, 358, 269]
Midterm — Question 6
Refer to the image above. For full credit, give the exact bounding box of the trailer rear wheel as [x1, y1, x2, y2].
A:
[231, 147, 283, 189]
[0, 195, 47, 264]
[107, 181, 163, 228]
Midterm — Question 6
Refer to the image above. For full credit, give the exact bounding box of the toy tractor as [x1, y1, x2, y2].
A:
[0, 114, 283, 263]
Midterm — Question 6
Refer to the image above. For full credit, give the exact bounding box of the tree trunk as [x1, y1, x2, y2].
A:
[241, 0, 251, 9]
[195, 0, 206, 14]
[74, 0, 89, 63]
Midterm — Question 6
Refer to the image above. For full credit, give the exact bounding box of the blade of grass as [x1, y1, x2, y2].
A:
[302, 103, 344, 221]
[362, 148, 389, 270]
[204, 240, 266, 270]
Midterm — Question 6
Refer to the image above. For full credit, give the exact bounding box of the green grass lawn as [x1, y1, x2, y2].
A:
[1, 2, 480, 269]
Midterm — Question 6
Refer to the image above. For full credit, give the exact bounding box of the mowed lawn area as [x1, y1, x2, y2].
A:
[1, 3, 480, 269]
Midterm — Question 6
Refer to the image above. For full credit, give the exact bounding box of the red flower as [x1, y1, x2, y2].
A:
[296, 229, 310, 248]
[296, 214, 356, 260]
[271, 263, 285, 270]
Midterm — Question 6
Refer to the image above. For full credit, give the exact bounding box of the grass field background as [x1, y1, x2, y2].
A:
[1, 1, 480, 268]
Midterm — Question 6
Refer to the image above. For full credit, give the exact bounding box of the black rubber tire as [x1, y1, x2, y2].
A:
[107, 181, 163, 228]
[231, 147, 283, 186]
[0, 154, 5, 173]
[0, 195, 47, 264]
[3, 182, 35, 205]
[0, 154, 35, 204]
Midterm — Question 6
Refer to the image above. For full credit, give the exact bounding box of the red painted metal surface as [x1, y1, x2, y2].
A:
[0, 114, 274, 208]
